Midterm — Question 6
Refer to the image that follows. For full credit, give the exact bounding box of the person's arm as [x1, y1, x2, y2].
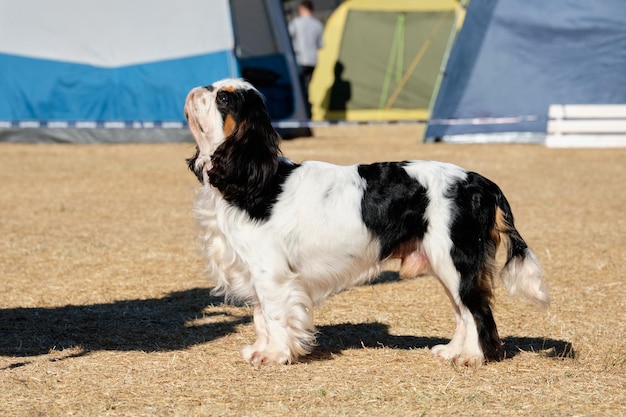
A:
[288, 20, 296, 38]
[317, 24, 324, 49]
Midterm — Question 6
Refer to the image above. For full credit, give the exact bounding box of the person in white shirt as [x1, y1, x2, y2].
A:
[289, 0, 324, 117]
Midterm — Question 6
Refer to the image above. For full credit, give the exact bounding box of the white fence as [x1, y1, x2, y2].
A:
[546, 104, 626, 148]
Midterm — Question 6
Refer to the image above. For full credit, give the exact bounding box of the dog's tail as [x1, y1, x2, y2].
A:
[494, 191, 550, 308]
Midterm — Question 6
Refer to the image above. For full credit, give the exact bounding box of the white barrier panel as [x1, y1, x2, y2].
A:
[546, 104, 626, 148]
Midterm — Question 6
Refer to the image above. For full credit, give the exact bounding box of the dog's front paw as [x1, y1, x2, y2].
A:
[240, 344, 291, 366]
[431, 344, 484, 367]
[431, 342, 461, 361]
[453, 353, 485, 367]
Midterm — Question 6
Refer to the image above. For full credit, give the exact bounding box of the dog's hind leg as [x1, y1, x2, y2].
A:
[428, 256, 481, 364]
[430, 280, 466, 361]
[427, 240, 502, 366]
[449, 230, 502, 364]
[456, 271, 501, 364]
[431, 270, 491, 365]
[429, 175, 505, 365]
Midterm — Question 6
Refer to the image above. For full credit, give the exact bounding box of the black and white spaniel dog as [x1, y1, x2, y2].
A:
[185, 78, 549, 367]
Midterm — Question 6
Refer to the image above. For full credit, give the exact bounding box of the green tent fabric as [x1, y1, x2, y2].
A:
[310, 0, 463, 122]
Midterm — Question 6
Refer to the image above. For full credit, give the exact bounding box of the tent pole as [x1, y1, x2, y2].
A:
[379, 14, 404, 110]
[384, 12, 448, 110]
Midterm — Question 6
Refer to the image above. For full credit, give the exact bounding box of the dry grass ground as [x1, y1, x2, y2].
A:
[1, 125, 624, 416]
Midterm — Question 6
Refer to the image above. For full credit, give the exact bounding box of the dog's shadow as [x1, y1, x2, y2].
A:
[312, 322, 447, 361]
[0, 288, 248, 362]
[310, 322, 575, 362]
[1, 286, 574, 368]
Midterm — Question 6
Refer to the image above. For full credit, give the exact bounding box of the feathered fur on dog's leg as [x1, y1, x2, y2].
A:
[495, 196, 550, 308]
[241, 273, 316, 366]
[430, 273, 467, 362]
[240, 304, 269, 362]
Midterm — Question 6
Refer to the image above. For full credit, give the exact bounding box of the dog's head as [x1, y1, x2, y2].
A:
[185, 78, 281, 203]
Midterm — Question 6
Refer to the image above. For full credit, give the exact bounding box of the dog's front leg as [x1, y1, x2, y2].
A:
[240, 278, 315, 366]
[240, 304, 269, 361]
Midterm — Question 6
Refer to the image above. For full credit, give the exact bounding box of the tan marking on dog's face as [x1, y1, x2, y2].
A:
[184, 79, 258, 155]
[223, 114, 236, 138]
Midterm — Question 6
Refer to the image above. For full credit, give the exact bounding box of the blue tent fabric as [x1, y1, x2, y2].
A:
[0, 52, 237, 123]
[425, 0, 626, 140]
[0, 0, 240, 128]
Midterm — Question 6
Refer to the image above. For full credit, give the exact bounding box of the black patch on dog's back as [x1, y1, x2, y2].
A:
[358, 162, 430, 259]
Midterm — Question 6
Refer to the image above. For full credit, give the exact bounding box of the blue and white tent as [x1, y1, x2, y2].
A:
[0, 0, 308, 142]
[424, 0, 626, 143]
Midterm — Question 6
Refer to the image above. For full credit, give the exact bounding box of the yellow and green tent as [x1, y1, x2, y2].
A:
[310, 0, 464, 122]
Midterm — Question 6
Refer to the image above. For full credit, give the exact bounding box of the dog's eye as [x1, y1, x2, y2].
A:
[217, 91, 229, 105]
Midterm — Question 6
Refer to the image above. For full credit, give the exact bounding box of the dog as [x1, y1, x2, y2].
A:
[184, 78, 550, 366]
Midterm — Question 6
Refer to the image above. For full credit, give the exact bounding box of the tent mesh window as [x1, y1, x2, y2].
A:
[331, 10, 455, 112]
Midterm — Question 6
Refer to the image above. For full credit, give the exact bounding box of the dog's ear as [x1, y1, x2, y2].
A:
[186, 147, 204, 183]
[208, 92, 280, 209]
